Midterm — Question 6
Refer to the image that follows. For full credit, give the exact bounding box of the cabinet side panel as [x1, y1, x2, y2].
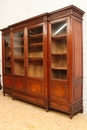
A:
[73, 19, 82, 78]
[73, 82, 82, 101]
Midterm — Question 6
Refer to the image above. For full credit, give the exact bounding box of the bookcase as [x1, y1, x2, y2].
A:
[1, 5, 84, 118]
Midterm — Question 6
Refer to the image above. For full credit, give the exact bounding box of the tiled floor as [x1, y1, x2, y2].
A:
[0, 90, 87, 130]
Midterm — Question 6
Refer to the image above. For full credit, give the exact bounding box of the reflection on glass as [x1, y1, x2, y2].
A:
[28, 26, 43, 78]
[53, 23, 67, 36]
[4, 35, 11, 74]
[51, 21, 67, 79]
[13, 31, 25, 76]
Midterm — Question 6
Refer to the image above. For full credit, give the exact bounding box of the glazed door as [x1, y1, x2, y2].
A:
[13, 30, 25, 76]
[49, 20, 68, 106]
[4, 35, 11, 75]
[26, 24, 47, 107]
[28, 26, 44, 78]
[3, 34, 12, 90]
[51, 21, 67, 80]
[13, 30, 25, 92]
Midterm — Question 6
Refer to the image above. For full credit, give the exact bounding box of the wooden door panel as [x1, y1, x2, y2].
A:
[4, 75, 12, 88]
[13, 77, 25, 92]
[50, 82, 67, 100]
[26, 80, 45, 96]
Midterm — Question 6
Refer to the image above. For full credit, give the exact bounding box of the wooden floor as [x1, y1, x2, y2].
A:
[0, 90, 87, 130]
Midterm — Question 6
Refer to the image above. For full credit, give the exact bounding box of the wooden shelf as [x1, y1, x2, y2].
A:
[52, 67, 67, 70]
[14, 37, 24, 41]
[52, 34, 67, 39]
[14, 57, 24, 60]
[14, 45, 24, 48]
[29, 42, 43, 47]
[28, 57, 43, 60]
[52, 52, 67, 55]
[29, 33, 43, 38]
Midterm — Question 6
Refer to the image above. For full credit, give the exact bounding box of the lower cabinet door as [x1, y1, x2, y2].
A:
[50, 82, 68, 101]
[3, 75, 12, 94]
[13, 77, 25, 92]
[26, 79, 45, 96]
[4, 75, 12, 88]
[49, 81, 69, 112]
[26, 79, 46, 107]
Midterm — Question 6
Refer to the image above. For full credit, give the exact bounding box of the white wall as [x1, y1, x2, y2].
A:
[0, 0, 87, 112]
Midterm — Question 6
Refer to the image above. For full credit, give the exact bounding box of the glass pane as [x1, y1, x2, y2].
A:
[28, 26, 43, 78]
[51, 21, 67, 79]
[4, 35, 11, 74]
[13, 31, 24, 76]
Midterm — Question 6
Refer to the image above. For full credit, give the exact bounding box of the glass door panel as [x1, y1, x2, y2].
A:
[28, 26, 43, 78]
[51, 21, 67, 79]
[13, 31, 25, 76]
[4, 35, 11, 74]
